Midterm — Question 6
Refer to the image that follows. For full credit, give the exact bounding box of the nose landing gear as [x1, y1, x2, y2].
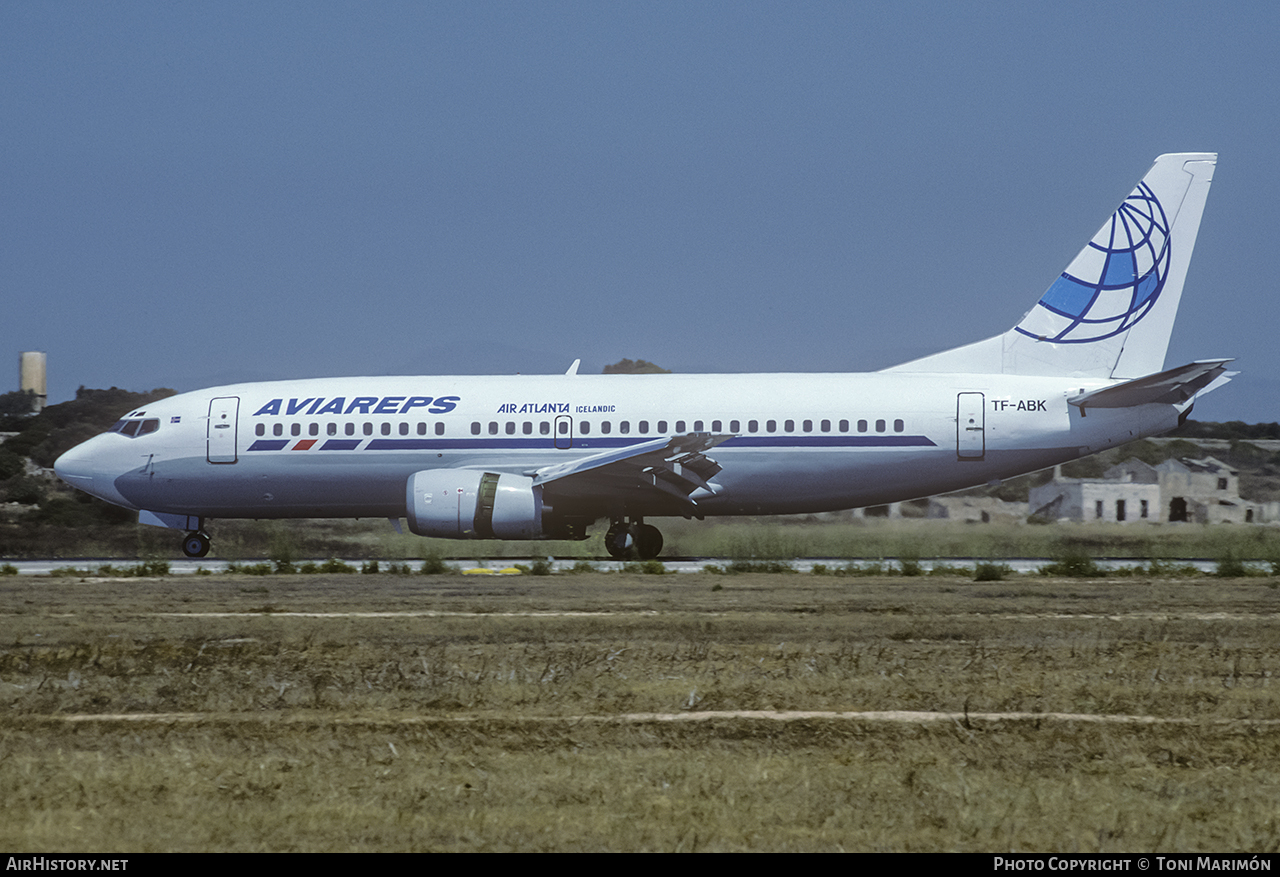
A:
[604, 518, 663, 560]
[182, 531, 211, 558]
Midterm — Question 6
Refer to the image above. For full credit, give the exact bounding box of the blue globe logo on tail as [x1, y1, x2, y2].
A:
[1016, 181, 1171, 344]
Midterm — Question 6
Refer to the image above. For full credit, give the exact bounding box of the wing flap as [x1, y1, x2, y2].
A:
[532, 433, 730, 505]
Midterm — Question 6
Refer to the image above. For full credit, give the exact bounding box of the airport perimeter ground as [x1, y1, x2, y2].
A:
[3, 571, 1280, 852]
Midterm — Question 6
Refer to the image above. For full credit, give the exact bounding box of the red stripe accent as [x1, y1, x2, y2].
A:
[293, 439, 317, 451]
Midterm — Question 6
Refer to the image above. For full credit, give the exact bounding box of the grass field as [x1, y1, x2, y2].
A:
[9, 515, 1280, 564]
[3, 572, 1280, 851]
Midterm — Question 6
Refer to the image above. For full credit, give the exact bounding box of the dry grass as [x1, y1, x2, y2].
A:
[2, 573, 1280, 851]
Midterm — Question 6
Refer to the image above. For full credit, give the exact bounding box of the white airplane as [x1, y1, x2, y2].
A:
[56, 153, 1230, 560]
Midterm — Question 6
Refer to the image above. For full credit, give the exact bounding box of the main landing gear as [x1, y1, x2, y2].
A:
[604, 518, 663, 560]
[182, 531, 211, 558]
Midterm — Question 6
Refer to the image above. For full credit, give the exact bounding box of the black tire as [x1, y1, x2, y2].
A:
[604, 524, 632, 559]
[182, 532, 211, 558]
[635, 524, 663, 560]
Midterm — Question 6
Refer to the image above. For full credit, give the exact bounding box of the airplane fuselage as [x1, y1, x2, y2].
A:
[55, 371, 1180, 524]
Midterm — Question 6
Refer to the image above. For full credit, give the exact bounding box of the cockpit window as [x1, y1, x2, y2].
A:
[112, 418, 160, 438]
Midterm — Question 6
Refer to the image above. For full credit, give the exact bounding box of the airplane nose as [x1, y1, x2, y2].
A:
[54, 437, 137, 509]
[54, 443, 97, 492]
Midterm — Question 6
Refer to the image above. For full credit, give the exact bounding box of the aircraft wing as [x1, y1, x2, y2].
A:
[1068, 360, 1235, 411]
[529, 433, 731, 504]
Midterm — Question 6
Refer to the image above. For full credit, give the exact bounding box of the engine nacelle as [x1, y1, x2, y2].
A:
[406, 469, 544, 540]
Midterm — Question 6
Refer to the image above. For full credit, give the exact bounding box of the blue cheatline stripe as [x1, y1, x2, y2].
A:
[246, 434, 937, 452]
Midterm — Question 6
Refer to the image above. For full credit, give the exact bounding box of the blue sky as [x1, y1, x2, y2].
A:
[4, 2, 1277, 422]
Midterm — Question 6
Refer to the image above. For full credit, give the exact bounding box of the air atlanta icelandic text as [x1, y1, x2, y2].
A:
[252, 396, 460, 417]
[496, 403, 618, 414]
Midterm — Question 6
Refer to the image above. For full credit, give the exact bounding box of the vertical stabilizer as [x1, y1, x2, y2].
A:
[886, 153, 1216, 378]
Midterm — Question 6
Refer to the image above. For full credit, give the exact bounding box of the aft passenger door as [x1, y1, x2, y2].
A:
[956, 392, 985, 461]
[207, 397, 240, 464]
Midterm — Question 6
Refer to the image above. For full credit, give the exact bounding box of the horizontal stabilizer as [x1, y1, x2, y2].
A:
[1067, 360, 1233, 411]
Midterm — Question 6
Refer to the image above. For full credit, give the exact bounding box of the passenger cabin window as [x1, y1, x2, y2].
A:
[540, 421, 550, 435]
[748, 420, 758, 433]
[471, 422, 481, 435]
[435, 422, 444, 436]
[803, 420, 812, 432]
[639, 421, 649, 434]
[821, 420, 830, 432]
[894, 419, 904, 433]
[767, 420, 777, 433]
[857, 420, 867, 433]
[730, 420, 740, 432]
[657, 421, 667, 433]
[311, 423, 320, 436]
[256, 424, 265, 437]
[488, 422, 498, 435]
[876, 419, 886, 433]
[601, 421, 611, 434]
[345, 423, 355, 436]
[784, 420, 794, 432]
[579, 421, 590, 434]
[329, 423, 337, 436]
[292, 424, 301, 437]
[505, 422, 515, 435]
[364, 422, 373, 436]
[619, 421, 630, 434]
[839, 420, 849, 432]
[274, 424, 283, 437]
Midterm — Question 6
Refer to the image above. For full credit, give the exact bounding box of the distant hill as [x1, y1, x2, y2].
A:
[602, 359, 671, 374]
[0, 387, 175, 526]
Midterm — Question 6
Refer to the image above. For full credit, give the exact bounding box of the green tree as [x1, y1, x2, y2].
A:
[602, 358, 671, 374]
[0, 389, 36, 417]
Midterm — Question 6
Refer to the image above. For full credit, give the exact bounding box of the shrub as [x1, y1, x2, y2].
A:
[727, 559, 796, 574]
[419, 552, 449, 575]
[899, 556, 923, 577]
[1214, 553, 1248, 578]
[1039, 551, 1104, 577]
[974, 561, 1013, 582]
[624, 559, 668, 575]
